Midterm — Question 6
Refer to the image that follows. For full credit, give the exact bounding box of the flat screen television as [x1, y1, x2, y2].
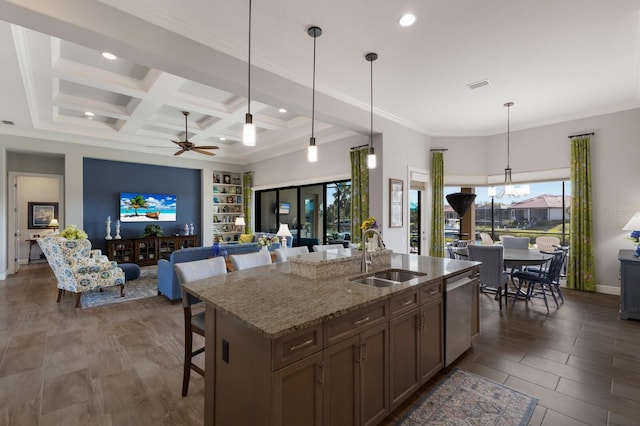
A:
[119, 192, 177, 222]
[278, 202, 290, 215]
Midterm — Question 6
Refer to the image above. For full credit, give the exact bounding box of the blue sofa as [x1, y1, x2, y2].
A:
[157, 241, 282, 301]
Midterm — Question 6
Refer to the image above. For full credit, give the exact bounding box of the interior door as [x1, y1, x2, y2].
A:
[12, 175, 20, 273]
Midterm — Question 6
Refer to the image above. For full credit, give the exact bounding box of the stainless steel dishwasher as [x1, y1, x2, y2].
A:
[444, 270, 474, 367]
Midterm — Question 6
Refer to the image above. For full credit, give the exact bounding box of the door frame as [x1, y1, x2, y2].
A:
[7, 172, 64, 274]
[408, 168, 428, 255]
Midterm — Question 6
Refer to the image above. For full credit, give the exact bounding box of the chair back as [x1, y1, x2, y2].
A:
[312, 244, 345, 252]
[540, 250, 564, 285]
[230, 250, 272, 271]
[275, 246, 309, 262]
[498, 235, 514, 243]
[536, 236, 560, 252]
[479, 233, 494, 245]
[468, 244, 505, 286]
[174, 257, 227, 308]
[501, 236, 530, 249]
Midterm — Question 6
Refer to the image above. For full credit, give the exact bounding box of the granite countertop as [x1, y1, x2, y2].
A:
[182, 252, 478, 339]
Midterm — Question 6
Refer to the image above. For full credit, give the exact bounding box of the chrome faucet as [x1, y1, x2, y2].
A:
[362, 228, 385, 273]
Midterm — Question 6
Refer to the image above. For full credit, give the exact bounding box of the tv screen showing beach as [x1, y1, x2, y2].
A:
[119, 193, 177, 222]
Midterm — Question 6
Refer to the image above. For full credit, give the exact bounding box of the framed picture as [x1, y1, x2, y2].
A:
[223, 174, 231, 184]
[28, 202, 58, 229]
[389, 179, 403, 228]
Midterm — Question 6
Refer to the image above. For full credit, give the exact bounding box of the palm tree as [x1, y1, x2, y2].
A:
[127, 195, 148, 216]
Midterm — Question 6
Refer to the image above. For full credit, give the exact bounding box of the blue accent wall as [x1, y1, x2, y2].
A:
[83, 158, 202, 252]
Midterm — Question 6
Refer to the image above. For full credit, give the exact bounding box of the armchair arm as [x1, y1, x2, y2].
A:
[71, 257, 119, 274]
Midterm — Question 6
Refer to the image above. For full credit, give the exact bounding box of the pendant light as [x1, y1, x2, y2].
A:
[366, 52, 378, 169]
[242, 0, 256, 146]
[499, 101, 516, 198]
[307, 26, 322, 163]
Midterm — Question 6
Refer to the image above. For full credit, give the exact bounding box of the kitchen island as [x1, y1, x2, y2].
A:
[182, 250, 479, 425]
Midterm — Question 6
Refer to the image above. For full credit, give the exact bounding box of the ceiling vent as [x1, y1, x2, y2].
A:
[466, 79, 490, 90]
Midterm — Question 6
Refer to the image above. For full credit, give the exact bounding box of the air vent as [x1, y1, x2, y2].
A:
[466, 79, 490, 90]
[2, 120, 14, 125]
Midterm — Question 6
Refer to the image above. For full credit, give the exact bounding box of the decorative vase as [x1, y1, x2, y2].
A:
[114, 222, 121, 239]
[189, 223, 194, 235]
[105, 218, 112, 240]
[261, 245, 269, 252]
[212, 242, 220, 257]
[635, 244, 640, 257]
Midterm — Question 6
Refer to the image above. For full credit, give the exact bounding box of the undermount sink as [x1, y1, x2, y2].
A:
[349, 268, 427, 287]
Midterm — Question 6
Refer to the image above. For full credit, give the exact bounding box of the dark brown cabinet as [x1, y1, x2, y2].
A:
[106, 235, 197, 266]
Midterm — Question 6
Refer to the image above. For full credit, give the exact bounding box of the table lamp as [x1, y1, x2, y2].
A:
[276, 223, 292, 248]
[623, 212, 640, 256]
[48, 218, 59, 233]
[234, 216, 246, 234]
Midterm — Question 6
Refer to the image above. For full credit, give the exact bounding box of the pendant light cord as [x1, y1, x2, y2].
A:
[247, 0, 252, 115]
[311, 33, 316, 138]
[506, 103, 510, 169]
[370, 57, 373, 147]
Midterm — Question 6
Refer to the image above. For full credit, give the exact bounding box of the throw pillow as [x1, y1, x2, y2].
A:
[239, 233, 253, 243]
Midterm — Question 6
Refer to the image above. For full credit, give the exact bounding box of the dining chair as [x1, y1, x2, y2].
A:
[274, 246, 309, 262]
[501, 236, 530, 249]
[230, 249, 272, 271]
[535, 236, 560, 252]
[174, 256, 227, 396]
[468, 244, 510, 310]
[479, 233, 494, 245]
[312, 244, 345, 252]
[498, 234, 514, 243]
[511, 250, 564, 312]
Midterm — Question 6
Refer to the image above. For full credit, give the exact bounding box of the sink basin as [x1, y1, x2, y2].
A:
[349, 268, 426, 287]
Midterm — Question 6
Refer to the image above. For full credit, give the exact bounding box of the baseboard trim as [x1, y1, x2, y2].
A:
[595, 285, 620, 296]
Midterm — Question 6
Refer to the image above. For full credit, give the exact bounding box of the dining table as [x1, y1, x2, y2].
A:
[454, 246, 554, 302]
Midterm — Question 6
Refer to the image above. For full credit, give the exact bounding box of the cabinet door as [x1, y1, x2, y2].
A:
[471, 279, 480, 337]
[273, 352, 323, 426]
[323, 335, 360, 426]
[419, 298, 443, 384]
[389, 310, 420, 410]
[361, 321, 389, 426]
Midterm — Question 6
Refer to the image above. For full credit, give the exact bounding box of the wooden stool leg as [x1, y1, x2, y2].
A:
[182, 319, 193, 396]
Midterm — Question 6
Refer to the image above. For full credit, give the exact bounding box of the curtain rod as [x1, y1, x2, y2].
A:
[430, 148, 448, 152]
[568, 132, 594, 139]
[350, 144, 369, 150]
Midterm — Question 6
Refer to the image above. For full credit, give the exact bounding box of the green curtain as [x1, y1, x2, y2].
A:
[430, 151, 445, 257]
[350, 148, 369, 244]
[242, 172, 253, 234]
[568, 136, 595, 291]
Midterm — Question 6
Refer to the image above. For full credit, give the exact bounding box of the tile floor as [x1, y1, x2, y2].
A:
[1, 264, 639, 425]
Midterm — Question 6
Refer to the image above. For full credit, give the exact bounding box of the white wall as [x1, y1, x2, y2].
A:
[433, 108, 640, 293]
[16, 175, 60, 262]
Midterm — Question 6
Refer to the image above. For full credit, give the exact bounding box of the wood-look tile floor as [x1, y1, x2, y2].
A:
[1, 264, 639, 425]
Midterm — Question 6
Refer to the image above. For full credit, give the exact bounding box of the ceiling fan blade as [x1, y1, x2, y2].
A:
[193, 148, 215, 156]
[196, 145, 219, 150]
[174, 149, 186, 156]
[171, 140, 182, 146]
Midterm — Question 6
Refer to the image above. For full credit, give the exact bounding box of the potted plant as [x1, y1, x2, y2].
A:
[141, 224, 163, 237]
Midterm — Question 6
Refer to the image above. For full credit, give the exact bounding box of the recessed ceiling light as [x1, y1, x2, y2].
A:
[219, 137, 226, 141]
[278, 108, 287, 113]
[84, 111, 95, 118]
[101, 51, 117, 60]
[399, 13, 416, 27]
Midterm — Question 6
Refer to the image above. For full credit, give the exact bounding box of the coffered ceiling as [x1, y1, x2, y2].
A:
[1, 0, 640, 164]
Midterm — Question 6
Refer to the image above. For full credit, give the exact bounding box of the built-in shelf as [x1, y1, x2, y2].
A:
[213, 172, 243, 242]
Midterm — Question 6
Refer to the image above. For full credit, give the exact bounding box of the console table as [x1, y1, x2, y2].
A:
[618, 249, 640, 320]
[107, 235, 198, 266]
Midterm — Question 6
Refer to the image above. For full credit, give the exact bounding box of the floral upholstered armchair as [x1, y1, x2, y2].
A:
[37, 235, 125, 308]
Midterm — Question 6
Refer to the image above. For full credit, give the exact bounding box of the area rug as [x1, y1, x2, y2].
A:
[395, 368, 538, 426]
[81, 265, 158, 309]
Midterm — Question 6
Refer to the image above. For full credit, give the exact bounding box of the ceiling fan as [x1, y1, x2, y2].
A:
[171, 111, 219, 156]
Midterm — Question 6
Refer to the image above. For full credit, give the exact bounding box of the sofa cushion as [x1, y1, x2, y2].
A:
[239, 233, 254, 243]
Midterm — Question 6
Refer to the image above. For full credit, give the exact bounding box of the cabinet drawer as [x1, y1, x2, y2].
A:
[325, 301, 388, 346]
[419, 280, 443, 305]
[272, 323, 323, 370]
[390, 289, 419, 318]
